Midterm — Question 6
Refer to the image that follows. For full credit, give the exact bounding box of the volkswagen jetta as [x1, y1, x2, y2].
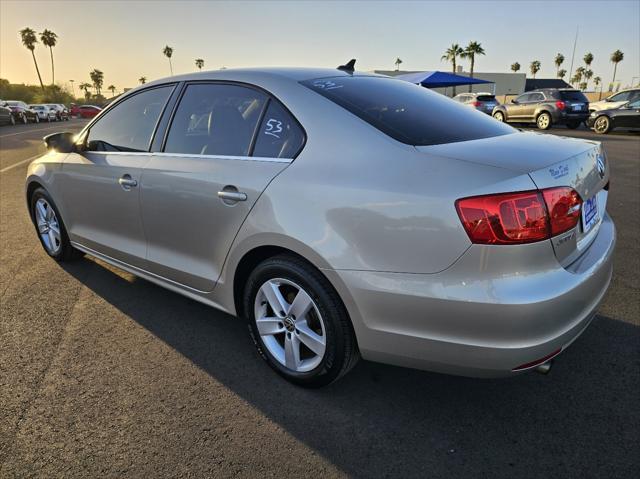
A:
[25, 67, 615, 387]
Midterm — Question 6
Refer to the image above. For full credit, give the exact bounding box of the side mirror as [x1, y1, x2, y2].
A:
[511, 99, 518, 104]
[44, 132, 77, 153]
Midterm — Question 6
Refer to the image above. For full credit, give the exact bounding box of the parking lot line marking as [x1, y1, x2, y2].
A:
[0, 154, 41, 174]
[0, 125, 70, 139]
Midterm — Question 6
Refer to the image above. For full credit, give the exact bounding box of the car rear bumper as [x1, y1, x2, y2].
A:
[554, 111, 589, 123]
[328, 213, 616, 377]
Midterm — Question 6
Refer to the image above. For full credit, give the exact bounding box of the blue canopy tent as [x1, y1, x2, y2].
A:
[395, 71, 493, 90]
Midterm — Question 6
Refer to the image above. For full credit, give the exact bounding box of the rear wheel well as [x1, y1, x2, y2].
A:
[26, 181, 45, 219]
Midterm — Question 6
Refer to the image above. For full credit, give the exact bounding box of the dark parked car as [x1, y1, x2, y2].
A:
[492, 89, 589, 130]
[587, 99, 640, 134]
[0, 100, 15, 125]
[452, 92, 500, 115]
[4, 100, 39, 124]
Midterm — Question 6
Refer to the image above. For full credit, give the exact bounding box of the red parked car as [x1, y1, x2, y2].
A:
[70, 104, 102, 119]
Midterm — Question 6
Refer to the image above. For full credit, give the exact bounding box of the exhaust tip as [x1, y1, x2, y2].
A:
[535, 360, 553, 375]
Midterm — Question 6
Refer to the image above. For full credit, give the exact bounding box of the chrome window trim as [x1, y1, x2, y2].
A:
[82, 150, 293, 163]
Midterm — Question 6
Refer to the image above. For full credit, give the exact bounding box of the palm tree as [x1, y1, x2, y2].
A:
[89, 69, 104, 96]
[558, 69, 567, 79]
[583, 69, 593, 89]
[583, 52, 594, 69]
[69, 79, 75, 97]
[554, 53, 565, 76]
[163, 45, 174, 75]
[441, 44, 463, 94]
[394, 57, 403, 71]
[39, 29, 58, 85]
[79, 82, 91, 100]
[139, 76, 147, 85]
[460, 41, 485, 92]
[579, 82, 587, 91]
[529, 60, 541, 79]
[570, 74, 580, 87]
[195, 58, 204, 70]
[19, 28, 44, 91]
[610, 49, 624, 89]
[510, 62, 521, 73]
[108, 85, 116, 96]
[594, 76, 603, 99]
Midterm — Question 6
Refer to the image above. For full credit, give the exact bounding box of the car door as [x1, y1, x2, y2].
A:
[616, 100, 640, 128]
[508, 93, 529, 119]
[60, 85, 175, 268]
[140, 82, 305, 291]
[523, 92, 544, 120]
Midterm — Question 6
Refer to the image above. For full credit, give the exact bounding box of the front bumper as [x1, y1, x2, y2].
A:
[327, 213, 616, 377]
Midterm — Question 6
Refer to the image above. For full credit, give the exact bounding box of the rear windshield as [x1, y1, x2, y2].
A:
[301, 76, 514, 146]
[558, 91, 589, 102]
[476, 95, 496, 101]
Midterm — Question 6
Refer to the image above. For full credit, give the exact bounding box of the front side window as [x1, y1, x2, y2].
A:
[165, 83, 267, 156]
[609, 91, 630, 102]
[530, 93, 545, 102]
[515, 93, 530, 103]
[86, 86, 173, 152]
[253, 100, 305, 158]
[302, 76, 513, 146]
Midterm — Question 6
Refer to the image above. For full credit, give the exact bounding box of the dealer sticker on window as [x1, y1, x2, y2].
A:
[582, 195, 599, 233]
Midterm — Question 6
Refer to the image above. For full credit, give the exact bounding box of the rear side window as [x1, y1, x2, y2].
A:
[253, 100, 305, 158]
[559, 91, 588, 102]
[86, 86, 173, 152]
[529, 93, 545, 102]
[302, 76, 513, 146]
[165, 83, 268, 156]
[476, 95, 496, 101]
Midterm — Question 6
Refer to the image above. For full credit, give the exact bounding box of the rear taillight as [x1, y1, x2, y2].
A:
[456, 187, 583, 245]
[542, 187, 582, 236]
[471, 101, 481, 107]
[555, 100, 566, 110]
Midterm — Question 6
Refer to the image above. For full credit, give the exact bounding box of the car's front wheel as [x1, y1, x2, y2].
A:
[593, 115, 611, 134]
[244, 255, 359, 387]
[493, 111, 505, 122]
[536, 112, 552, 130]
[30, 187, 82, 261]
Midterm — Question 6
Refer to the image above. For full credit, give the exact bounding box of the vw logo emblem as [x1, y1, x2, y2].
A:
[596, 155, 606, 179]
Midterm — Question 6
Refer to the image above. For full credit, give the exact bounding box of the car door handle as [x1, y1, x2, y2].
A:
[217, 190, 247, 202]
[118, 175, 137, 190]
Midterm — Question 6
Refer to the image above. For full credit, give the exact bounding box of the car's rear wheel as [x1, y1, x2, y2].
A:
[244, 255, 359, 387]
[493, 111, 505, 122]
[593, 115, 611, 134]
[566, 121, 581, 129]
[536, 112, 552, 130]
[30, 188, 82, 261]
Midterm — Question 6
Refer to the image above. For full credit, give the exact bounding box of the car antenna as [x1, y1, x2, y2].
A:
[337, 59, 356, 73]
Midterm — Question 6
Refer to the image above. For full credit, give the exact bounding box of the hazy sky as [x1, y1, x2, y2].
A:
[1, 0, 638, 93]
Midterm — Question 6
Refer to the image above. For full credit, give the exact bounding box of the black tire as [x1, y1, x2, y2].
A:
[243, 254, 359, 387]
[493, 111, 505, 122]
[30, 187, 83, 262]
[566, 121, 581, 129]
[593, 115, 611, 134]
[536, 112, 552, 130]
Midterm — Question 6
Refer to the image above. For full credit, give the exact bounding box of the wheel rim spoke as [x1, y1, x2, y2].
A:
[296, 320, 326, 356]
[260, 281, 289, 317]
[284, 333, 302, 370]
[36, 201, 47, 222]
[256, 317, 285, 336]
[288, 289, 313, 320]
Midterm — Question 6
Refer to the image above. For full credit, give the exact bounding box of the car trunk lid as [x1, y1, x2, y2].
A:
[416, 131, 609, 266]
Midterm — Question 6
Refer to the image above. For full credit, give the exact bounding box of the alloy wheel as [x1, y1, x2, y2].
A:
[537, 113, 550, 129]
[594, 116, 609, 134]
[35, 198, 62, 255]
[254, 278, 327, 372]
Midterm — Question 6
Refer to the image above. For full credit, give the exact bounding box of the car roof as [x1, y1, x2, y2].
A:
[142, 67, 380, 88]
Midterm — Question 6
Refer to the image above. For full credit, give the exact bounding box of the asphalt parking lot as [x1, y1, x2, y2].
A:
[1, 120, 638, 478]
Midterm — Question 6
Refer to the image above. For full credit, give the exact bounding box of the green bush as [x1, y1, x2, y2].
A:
[0, 78, 79, 105]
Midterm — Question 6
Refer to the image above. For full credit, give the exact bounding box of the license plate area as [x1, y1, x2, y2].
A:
[582, 195, 599, 233]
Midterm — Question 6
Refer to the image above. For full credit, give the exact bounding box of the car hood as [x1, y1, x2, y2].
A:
[415, 131, 596, 173]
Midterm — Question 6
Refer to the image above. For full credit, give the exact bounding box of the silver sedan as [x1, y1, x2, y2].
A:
[26, 67, 615, 387]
